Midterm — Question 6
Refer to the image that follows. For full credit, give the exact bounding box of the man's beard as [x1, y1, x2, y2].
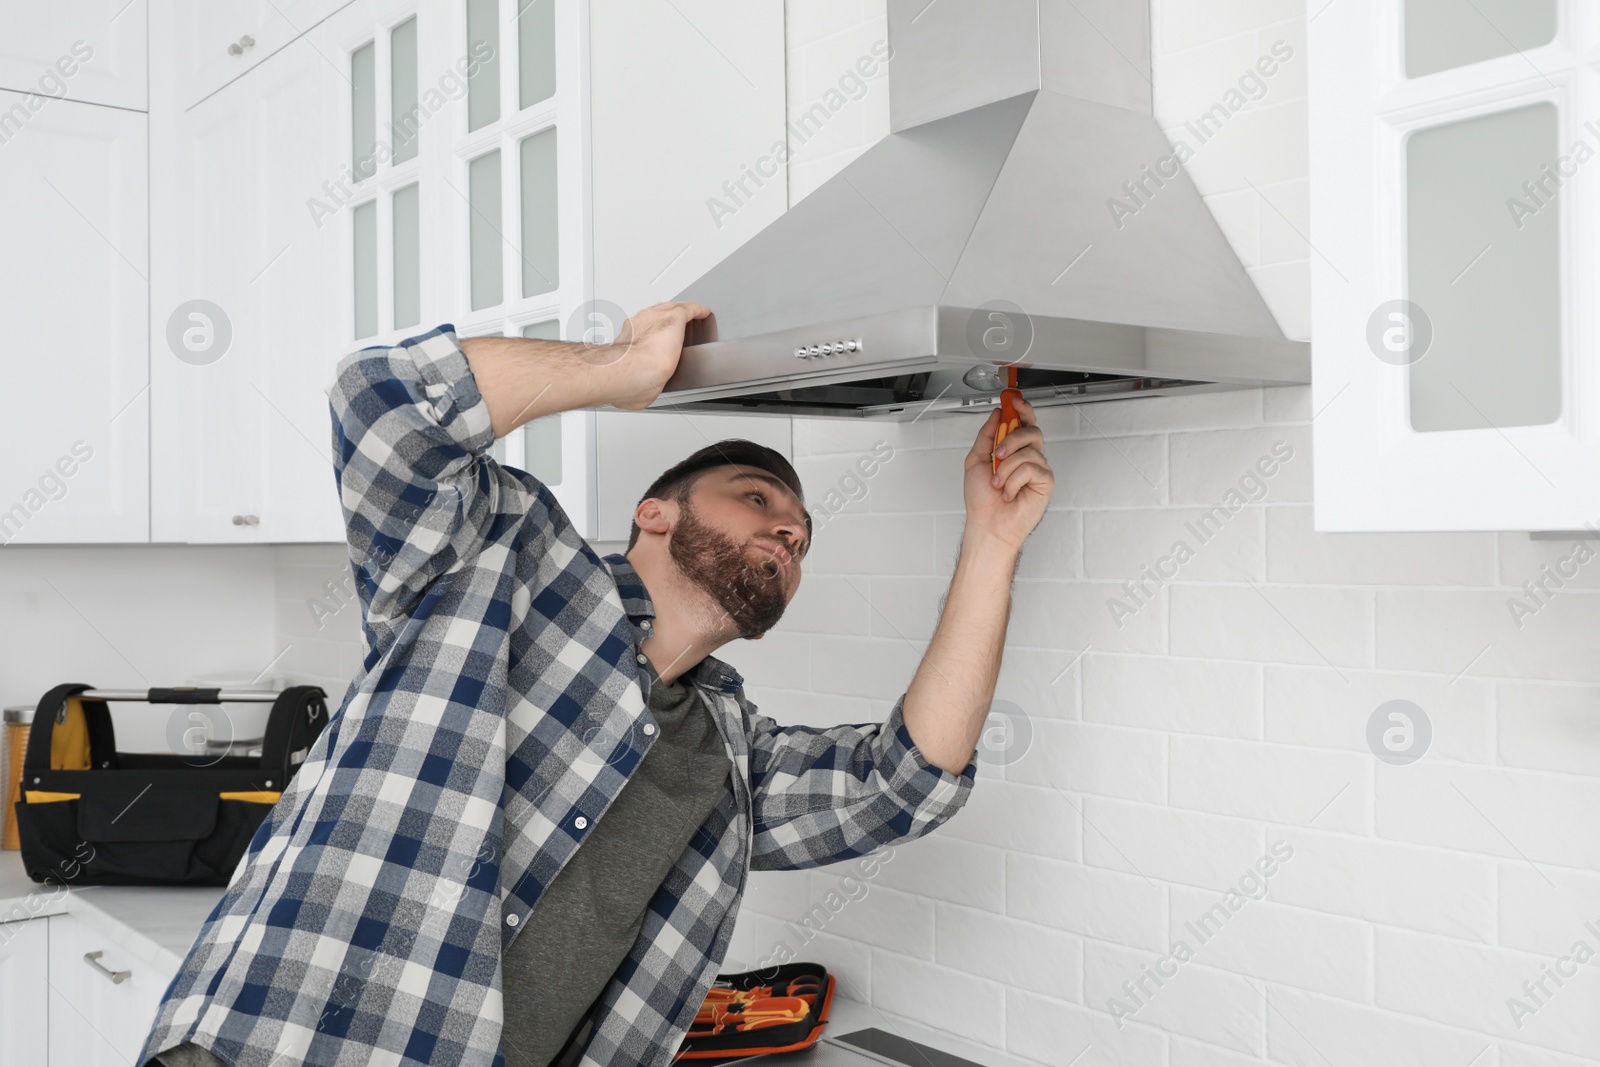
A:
[667, 499, 789, 639]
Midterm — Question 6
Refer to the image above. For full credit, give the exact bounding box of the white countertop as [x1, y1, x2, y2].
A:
[0, 849, 223, 974]
[1, 851, 1025, 1066]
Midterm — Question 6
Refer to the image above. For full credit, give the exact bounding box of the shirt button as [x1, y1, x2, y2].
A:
[641, 619, 652, 629]
[574, 816, 588, 830]
[506, 913, 520, 927]
[636, 654, 647, 665]
[643, 723, 657, 736]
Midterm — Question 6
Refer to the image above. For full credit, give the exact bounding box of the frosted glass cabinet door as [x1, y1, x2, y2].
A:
[1310, 0, 1600, 531]
[469, 150, 504, 310]
[465, 0, 500, 131]
[1405, 104, 1561, 432]
[1404, 0, 1557, 78]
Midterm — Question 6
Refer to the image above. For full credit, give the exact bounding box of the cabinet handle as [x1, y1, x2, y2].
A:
[227, 34, 256, 56]
[232, 514, 260, 526]
[83, 950, 131, 985]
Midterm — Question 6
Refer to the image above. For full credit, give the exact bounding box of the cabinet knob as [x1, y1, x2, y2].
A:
[232, 514, 260, 526]
[83, 950, 131, 985]
[227, 35, 256, 56]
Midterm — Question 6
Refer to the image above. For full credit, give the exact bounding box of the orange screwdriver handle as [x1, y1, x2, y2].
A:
[992, 366, 1021, 474]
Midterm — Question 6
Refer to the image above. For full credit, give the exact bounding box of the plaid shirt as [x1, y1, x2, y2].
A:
[141, 324, 977, 1067]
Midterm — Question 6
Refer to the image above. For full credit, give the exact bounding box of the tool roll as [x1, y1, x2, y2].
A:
[14, 682, 328, 887]
[673, 962, 835, 1061]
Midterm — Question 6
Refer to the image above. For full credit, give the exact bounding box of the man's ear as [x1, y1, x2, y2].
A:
[634, 498, 674, 537]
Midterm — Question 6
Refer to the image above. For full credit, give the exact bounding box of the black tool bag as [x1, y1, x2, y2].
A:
[14, 682, 329, 887]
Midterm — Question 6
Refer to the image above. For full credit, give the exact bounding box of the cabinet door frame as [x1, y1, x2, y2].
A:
[152, 6, 356, 543]
[46, 913, 173, 1067]
[0, 918, 50, 1063]
[171, 0, 356, 111]
[0, 0, 148, 110]
[0, 92, 150, 544]
[1311, 0, 1600, 531]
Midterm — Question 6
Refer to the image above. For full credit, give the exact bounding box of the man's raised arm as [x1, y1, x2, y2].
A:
[324, 302, 708, 636]
[460, 301, 711, 437]
[901, 396, 1055, 775]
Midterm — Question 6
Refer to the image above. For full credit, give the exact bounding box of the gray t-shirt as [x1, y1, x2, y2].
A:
[501, 656, 732, 1067]
[152, 658, 731, 1067]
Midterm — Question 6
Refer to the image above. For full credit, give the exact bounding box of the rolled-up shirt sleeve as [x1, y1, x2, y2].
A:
[744, 689, 978, 871]
[324, 325, 502, 632]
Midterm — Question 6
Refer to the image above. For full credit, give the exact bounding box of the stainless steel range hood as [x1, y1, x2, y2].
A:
[651, 0, 1309, 420]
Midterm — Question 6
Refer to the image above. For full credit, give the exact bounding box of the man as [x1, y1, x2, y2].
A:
[142, 302, 1054, 1067]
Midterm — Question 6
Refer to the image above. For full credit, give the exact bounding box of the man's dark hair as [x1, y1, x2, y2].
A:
[626, 439, 812, 551]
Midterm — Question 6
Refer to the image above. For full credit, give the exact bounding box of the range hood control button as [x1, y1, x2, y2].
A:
[794, 339, 861, 359]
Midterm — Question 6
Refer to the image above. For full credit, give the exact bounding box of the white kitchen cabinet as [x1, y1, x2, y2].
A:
[170, 0, 354, 111]
[150, 2, 357, 543]
[0, 91, 149, 544]
[0, 0, 148, 111]
[47, 914, 173, 1067]
[146, 0, 789, 544]
[0, 917, 50, 1063]
[1310, 1, 1600, 530]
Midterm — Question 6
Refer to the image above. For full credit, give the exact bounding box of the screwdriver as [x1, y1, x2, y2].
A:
[992, 365, 1020, 474]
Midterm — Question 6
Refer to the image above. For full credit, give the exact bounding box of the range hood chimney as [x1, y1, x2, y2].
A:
[654, 0, 1309, 420]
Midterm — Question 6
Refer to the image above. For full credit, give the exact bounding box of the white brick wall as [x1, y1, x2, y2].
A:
[267, 4, 1600, 1065]
[719, 4, 1600, 1065]
[0, 544, 280, 753]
